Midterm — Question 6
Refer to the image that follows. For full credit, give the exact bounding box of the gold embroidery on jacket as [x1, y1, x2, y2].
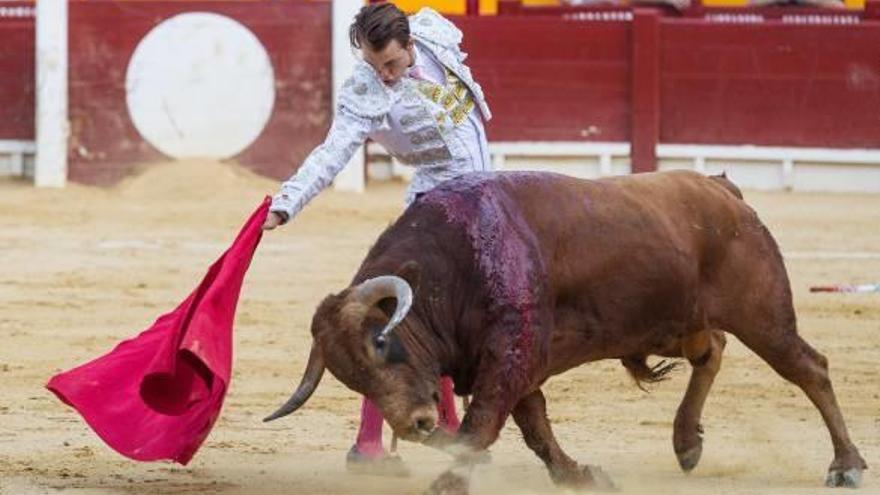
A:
[416, 68, 475, 126]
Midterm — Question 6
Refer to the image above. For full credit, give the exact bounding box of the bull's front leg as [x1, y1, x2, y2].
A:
[424, 384, 514, 494]
[427, 289, 551, 495]
[425, 345, 535, 495]
[512, 389, 615, 490]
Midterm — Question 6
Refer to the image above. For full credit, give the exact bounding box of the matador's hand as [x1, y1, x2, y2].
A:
[262, 211, 287, 231]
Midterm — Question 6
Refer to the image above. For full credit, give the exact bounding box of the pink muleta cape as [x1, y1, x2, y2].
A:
[47, 198, 269, 464]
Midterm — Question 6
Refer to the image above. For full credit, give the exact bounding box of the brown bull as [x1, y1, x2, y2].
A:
[266, 170, 866, 493]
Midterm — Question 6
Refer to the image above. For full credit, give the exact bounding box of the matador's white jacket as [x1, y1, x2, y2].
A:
[270, 8, 492, 220]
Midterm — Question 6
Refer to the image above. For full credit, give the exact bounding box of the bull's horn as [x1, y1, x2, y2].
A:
[263, 342, 325, 422]
[352, 275, 413, 339]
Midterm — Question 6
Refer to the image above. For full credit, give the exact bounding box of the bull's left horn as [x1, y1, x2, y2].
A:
[263, 342, 325, 422]
[351, 275, 413, 338]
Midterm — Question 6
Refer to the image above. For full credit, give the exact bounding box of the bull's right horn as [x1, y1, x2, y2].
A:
[351, 275, 413, 340]
[263, 342, 325, 422]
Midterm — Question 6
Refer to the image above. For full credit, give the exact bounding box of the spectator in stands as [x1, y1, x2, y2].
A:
[748, 0, 845, 8]
[562, 0, 694, 11]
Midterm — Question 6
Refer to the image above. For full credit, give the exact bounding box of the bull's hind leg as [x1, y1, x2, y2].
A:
[673, 329, 726, 472]
[711, 227, 865, 486]
[511, 389, 615, 489]
[735, 326, 866, 487]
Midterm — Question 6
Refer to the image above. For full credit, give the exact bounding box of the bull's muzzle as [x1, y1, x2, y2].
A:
[394, 406, 439, 443]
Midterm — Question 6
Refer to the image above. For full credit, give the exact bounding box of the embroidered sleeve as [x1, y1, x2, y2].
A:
[270, 107, 380, 221]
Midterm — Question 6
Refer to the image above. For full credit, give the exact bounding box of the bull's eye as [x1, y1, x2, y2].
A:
[370, 330, 408, 365]
[374, 334, 387, 351]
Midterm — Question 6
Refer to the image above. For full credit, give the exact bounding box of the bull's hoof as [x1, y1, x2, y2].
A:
[345, 446, 410, 478]
[425, 428, 457, 448]
[676, 444, 702, 473]
[673, 422, 703, 472]
[425, 471, 469, 495]
[582, 465, 618, 492]
[471, 449, 492, 465]
[825, 468, 862, 488]
[426, 435, 492, 465]
[554, 465, 617, 491]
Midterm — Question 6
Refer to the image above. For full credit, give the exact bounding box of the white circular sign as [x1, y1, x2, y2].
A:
[125, 13, 275, 159]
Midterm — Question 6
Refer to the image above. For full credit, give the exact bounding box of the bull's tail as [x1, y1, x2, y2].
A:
[621, 356, 681, 392]
[708, 171, 743, 200]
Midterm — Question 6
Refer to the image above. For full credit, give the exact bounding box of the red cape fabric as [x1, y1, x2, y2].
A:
[47, 198, 269, 464]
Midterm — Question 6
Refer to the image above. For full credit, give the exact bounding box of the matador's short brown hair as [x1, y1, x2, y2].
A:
[349, 3, 410, 51]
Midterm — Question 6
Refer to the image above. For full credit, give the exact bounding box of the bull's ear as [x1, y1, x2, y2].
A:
[316, 293, 350, 338]
[395, 261, 421, 294]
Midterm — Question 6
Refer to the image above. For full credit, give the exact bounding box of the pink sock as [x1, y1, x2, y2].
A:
[437, 376, 460, 432]
[355, 398, 385, 458]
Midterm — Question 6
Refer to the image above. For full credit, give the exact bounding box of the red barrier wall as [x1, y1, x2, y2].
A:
[68, 1, 331, 184]
[659, 19, 880, 148]
[459, 4, 880, 154]
[0, 3, 35, 141]
[2, 2, 879, 183]
[457, 14, 632, 142]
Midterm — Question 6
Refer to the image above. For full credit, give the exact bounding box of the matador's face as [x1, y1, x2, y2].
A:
[362, 39, 415, 86]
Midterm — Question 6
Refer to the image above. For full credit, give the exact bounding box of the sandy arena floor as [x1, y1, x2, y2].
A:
[0, 159, 877, 495]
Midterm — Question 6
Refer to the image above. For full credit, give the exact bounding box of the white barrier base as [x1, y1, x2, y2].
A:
[367, 141, 880, 193]
[656, 144, 880, 193]
[0, 140, 36, 177]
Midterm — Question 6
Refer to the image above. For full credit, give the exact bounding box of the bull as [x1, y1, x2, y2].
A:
[265, 170, 866, 493]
